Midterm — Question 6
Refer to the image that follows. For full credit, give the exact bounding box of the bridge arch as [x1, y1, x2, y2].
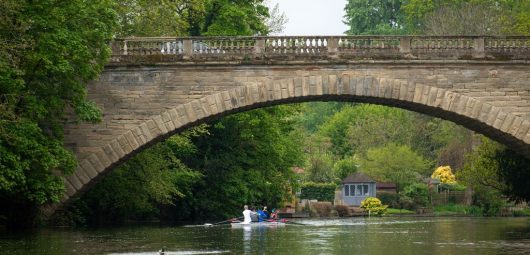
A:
[42, 74, 530, 216]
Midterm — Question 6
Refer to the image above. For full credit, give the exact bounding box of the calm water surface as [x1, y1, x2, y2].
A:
[2, 217, 530, 254]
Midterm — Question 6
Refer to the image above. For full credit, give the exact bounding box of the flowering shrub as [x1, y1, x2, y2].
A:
[360, 197, 388, 216]
[431, 166, 456, 184]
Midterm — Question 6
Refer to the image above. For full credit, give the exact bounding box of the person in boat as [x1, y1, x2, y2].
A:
[270, 208, 278, 220]
[242, 205, 252, 224]
[250, 207, 259, 222]
[257, 207, 268, 221]
[262, 206, 270, 219]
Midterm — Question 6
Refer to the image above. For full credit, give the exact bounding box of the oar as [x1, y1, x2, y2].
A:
[204, 217, 244, 226]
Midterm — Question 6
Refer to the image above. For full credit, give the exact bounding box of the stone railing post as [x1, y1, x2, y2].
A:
[183, 39, 193, 59]
[399, 37, 411, 54]
[110, 40, 123, 55]
[122, 40, 128, 55]
[473, 37, 485, 58]
[254, 38, 265, 54]
[327, 37, 339, 53]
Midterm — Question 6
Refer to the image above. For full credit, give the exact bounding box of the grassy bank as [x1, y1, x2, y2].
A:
[386, 208, 415, 215]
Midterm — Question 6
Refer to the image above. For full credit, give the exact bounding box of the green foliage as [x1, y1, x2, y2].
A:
[75, 132, 203, 224]
[115, 0, 196, 37]
[402, 0, 530, 35]
[360, 143, 429, 191]
[202, 0, 269, 36]
[295, 102, 345, 133]
[317, 104, 467, 164]
[332, 157, 358, 182]
[74, 101, 103, 123]
[305, 143, 335, 183]
[434, 204, 482, 216]
[360, 197, 388, 216]
[496, 148, 530, 202]
[300, 182, 337, 202]
[402, 183, 429, 208]
[344, 0, 406, 35]
[458, 137, 507, 193]
[472, 187, 506, 216]
[377, 193, 401, 209]
[0, 0, 116, 225]
[386, 208, 415, 214]
[176, 105, 304, 220]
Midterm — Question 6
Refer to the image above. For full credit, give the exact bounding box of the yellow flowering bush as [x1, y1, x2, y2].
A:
[360, 197, 388, 216]
[431, 166, 456, 184]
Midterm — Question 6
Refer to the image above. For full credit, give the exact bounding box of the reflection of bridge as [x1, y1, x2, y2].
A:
[43, 36, 530, 216]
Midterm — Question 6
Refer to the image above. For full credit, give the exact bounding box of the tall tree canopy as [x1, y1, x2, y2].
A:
[0, 0, 116, 225]
[343, 0, 405, 35]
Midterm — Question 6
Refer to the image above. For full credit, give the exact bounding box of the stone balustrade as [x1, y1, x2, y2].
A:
[110, 36, 530, 63]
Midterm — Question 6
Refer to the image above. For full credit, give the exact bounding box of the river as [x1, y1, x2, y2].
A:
[2, 217, 530, 254]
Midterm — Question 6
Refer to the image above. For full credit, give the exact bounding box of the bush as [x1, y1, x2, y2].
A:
[377, 193, 400, 208]
[403, 183, 430, 208]
[335, 205, 350, 217]
[473, 188, 506, 216]
[312, 202, 333, 217]
[360, 197, 388, 216]
[398, 195, 416, 211]
[300, 182, 337, 202]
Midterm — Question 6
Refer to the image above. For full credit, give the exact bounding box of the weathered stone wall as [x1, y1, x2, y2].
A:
[66, 63, 530, 156]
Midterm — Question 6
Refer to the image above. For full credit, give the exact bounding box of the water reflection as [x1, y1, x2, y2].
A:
[242, 225, 251, 254]
[1, 217, 530, 254]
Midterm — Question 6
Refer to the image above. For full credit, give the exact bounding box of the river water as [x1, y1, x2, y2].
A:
[2, 217, 530, 254]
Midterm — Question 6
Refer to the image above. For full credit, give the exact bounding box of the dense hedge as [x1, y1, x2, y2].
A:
[300, 182, 337, 202]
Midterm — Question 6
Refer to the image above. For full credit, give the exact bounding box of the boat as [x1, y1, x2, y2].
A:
[230, 221, 286, 228]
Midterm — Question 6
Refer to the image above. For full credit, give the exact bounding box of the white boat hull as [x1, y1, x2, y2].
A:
[230, 221, 286, 227]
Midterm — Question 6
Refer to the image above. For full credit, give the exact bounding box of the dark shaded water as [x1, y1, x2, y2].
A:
[2, 217, 530, 254]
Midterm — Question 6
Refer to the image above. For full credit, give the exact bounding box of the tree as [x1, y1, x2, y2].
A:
[265, 2, 288, 35]
[115, 0, 271, 37]
[360, 143, 429, 191]
[304, 134, 336, 183]
[181, 106, 304, 219]
[114, 0, 201, 37]
[457, 137, 506, 192]
[0, 0, 116, 226]
[343, 0, 406, 35]
[431, 166, 456, 184]
[332, 157, 358, 182]
[74, 139, 202, 224]
[402, 0, 530, 35]
[201, 0, 270, 36]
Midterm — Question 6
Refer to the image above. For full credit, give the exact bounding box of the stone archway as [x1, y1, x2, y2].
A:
[42, 74, 530, 217]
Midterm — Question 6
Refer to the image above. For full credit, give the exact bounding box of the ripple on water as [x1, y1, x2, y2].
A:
[108, 250, 230, 255]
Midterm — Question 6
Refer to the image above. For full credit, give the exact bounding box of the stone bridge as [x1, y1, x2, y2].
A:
[43, 36, 530, 216]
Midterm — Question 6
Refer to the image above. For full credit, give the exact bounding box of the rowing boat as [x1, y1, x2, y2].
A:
[230, 221, 286, 227]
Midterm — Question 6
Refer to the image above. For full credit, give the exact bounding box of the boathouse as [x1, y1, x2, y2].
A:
[341, 172, 377, 206]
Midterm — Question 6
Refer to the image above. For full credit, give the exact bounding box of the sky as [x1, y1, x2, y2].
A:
[268, 0, 349, 35]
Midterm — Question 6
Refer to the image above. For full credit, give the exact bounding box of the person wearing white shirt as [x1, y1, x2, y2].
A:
[242, 205, 252, 224]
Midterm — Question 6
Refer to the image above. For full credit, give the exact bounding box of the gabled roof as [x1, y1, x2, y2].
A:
[342, 172, 376, 183]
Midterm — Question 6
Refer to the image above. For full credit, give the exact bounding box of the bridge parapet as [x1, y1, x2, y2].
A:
[110, 36, 530, 64]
